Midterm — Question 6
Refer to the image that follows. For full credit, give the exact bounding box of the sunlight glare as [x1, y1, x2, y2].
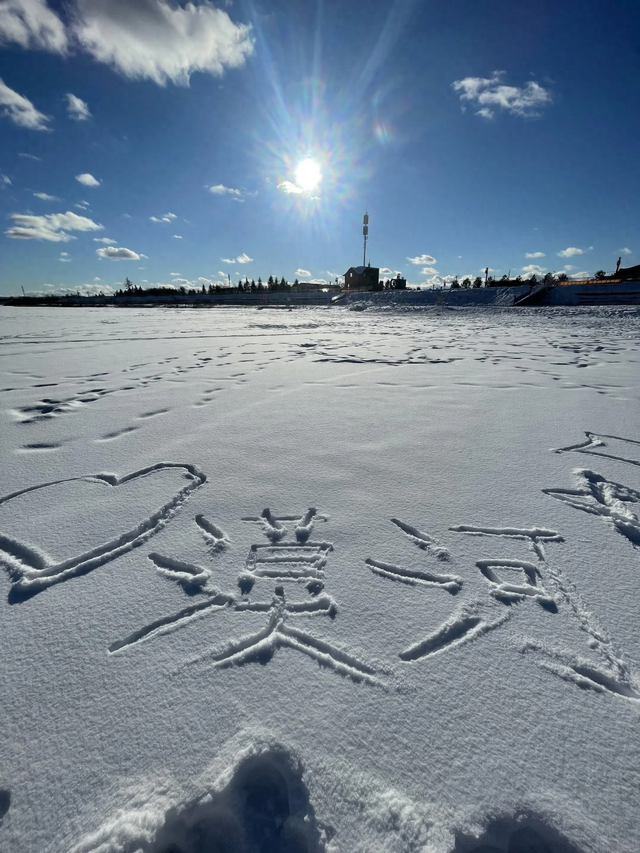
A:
[295, 158, 322, 191]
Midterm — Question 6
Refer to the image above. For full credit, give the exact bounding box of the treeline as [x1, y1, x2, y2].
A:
[450, 270, 608, 289]
[113, 275, 316, 298]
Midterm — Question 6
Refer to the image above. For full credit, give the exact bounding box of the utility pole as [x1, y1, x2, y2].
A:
[362, 213, 369, 267]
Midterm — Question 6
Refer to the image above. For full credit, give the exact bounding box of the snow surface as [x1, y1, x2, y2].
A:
[1, 304, 640, 853]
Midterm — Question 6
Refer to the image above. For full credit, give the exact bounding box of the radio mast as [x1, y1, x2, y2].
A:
[362, 212, 369, 267]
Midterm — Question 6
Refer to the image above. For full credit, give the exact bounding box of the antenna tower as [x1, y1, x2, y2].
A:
[362, 212, 369, 266]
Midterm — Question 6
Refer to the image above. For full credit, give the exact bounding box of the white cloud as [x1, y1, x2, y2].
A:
[72, 0, 253, 86]
[522, 264, 546, 276]
[277, 180, 303, 194]
[76, 172, 100, 187]
[620, 248, 632, 255]
[58, 251, 71, 262]
[309, 278, 328, 285]
[236, 252, 252, 263]
[33, 191, 59, 200]
[19, 152, 41, 160]
[557, 247, 584, 258]
[452, 71, 552, 119]
[172, 234, 182, 239]
[1, 174, 12, 187]
[208, 183, 242, 196]
[525, 251, 545, 258]
[93, 237, 116, 244]
[378, 268, 393, 276]
[6, 209, 102, 241]
[568, 271, 589, 280]
[93, 276, 100, 281]
[96, 246, 140, 260]
[0, 76, 50, 129]
[420, 266, 439, 275]
[0, 0, 68, 53]
[295, 268, 310, 277]
[150, 212, 177, 223]
[75, 200, 90, 209]
[65, 92, 91, 121]
[407, 254, 436, 265]
[220, 257, 235, 263]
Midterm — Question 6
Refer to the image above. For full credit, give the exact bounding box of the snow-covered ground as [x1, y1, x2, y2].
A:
[1, 305, 639, 853]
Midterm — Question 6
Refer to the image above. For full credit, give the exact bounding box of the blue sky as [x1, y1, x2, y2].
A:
[1, 0, 638, 295]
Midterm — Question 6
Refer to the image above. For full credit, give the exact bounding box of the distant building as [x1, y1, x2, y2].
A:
[343, 265, 381, 291]
[618, 265, 640, 282]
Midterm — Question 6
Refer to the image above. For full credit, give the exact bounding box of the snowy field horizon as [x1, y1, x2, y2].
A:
[1, 304, 639, 853]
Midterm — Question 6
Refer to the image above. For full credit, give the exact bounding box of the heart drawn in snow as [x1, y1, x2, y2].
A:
[0, 462, 206, 603]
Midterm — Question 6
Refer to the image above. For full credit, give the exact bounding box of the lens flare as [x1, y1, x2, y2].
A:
[294, 158, 322, 191]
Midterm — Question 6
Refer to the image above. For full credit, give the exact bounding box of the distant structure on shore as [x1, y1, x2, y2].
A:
[344, 265, 381, 291]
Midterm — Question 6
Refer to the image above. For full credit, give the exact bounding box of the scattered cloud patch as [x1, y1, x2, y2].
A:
[58, 251, 71, 262]
[93, 237, 116, 244]
[407, 254, 436, 265]
[620, 247, 632, 255]
[150, 212, 177, 223]
[1, 174, 12, 187]
[569, 271, 590, 280]
[557, 247, 584, 258]
[452, 71, 552, 119]
[208, 184, 242, 196]
[525, 251, 545, 258]
[277, 180, 303, 195]
[72, 0, 254, 86]
[6, 210, 102, 241]
[75, 172, 100, 187]
[96, 246, 140, 260]
[65, 92, 91, 121]
[379, 268, 393, 276]
[236, 252, 252, 263]
[522, 264, 546, 276]
[295, 268, 310, 277]
[33, 191, 59, 200]
[0, 76, 50, 130]
[0, 0, 68, 53]
[420, 266, 438, 275]
[172, 234, 182, 239]
[220, 257, 234, 263]
[19, 152, 41, 160]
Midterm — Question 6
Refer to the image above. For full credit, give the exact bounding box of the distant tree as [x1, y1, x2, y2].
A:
[257, 277, 264, 292]
[529, 275, 538, 285]
[487, 275, 495, 285]
[462, 277, 471, 288]
[124, 276, 133, 290]
[293, 278, 299, 287]
[251, 279, 256, 292]
[280, 277, 287, 289]
[514, 275, 522, 283]
[473, 276, 482, 288]
[450, 278, 460, 289]
[594, 270, 607, 280]
[268, 275, 275, 290]
[543, 272, 556, 285]
[557, 273, 569, 282]
[201, 284, 206, 294]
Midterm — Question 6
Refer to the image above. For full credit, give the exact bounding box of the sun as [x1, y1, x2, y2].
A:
[295, 158, 322, 192]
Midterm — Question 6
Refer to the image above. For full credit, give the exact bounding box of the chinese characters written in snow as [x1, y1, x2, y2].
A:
[0, 434, 638, 699]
